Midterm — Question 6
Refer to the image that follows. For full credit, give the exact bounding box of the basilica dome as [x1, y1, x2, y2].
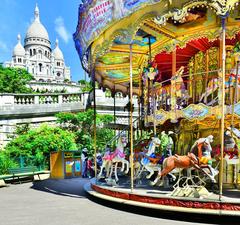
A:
[26, 20, 49, 41]
[53, 39, 64, 60]
[13, 35, 25, 56]
[24, 5, 50, 48]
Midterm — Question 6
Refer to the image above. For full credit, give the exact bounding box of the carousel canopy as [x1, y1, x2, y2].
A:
[74, 0, 240, 95]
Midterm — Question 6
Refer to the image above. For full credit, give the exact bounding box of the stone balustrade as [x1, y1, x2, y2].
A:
[0, 93, 84, 106]
[0, 93, 87, 119]
[95, 89, 139, 108]
[0, 89, 140, 148]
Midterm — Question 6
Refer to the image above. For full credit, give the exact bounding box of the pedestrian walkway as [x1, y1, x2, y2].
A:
[0, 178, 237, 225]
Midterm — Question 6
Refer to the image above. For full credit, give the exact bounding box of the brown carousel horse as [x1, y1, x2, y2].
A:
[152, 135, 218, 186]
[152, 153, 201, 185]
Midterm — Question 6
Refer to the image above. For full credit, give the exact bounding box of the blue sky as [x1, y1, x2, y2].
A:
[0, 0, 85, 81]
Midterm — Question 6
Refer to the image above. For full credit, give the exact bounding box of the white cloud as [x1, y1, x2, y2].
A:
[54, 17, 71, 44]
[0, 40, 8, 52]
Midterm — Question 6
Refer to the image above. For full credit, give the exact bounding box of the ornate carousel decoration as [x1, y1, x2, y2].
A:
[74, 0, 240, 216]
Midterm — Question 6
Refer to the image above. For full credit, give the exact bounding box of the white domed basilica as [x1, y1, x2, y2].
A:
[5, 5, 71, 83]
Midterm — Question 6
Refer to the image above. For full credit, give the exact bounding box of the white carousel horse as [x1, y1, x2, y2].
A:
[136, 137, 161, 179]
[97, 134, 129, 182]
[109, 135, 129, 182]
[97, 150, 112, 179]
[200, 78, 218, 104]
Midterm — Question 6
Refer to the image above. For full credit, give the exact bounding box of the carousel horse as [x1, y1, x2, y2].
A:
[171, 66, 185, 98]
[97, 146, 112, 179]
[200, 75, 240, 105]
[132, 141, 148, 178]
[100, 134, 129, 183]
[152, 135, 218, 186]
[171, 66, 187, 110]
[189, 135, 219, 182]
[224, 130, 239, 160]
[97, 134, 129, 181]
[199, 78, 218, 104]
[213, 129, 239, 161]
[137, 137, 161, 179]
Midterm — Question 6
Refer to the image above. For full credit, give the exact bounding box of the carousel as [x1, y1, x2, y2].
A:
[74, 0, 240, 216]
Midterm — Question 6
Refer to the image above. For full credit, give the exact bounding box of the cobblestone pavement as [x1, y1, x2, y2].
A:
[0, 178, 238, 225]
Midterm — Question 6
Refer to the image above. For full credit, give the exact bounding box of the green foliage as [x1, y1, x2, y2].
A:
[15, 123, 30, 135]
[0, 151, 18, 175]
[5, 124, 77, 170]
[56, 110, 114, 156]
[0, 65, 33, 93]
[78, 80, 92, 92]
[78, 79, 87, 85]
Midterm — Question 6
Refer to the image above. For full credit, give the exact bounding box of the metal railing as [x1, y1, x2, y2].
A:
[104, 116, 143, 148]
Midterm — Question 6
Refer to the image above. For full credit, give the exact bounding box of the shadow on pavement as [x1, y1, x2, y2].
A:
[30, 178, 89, 198]
[86, 192, 240, 225]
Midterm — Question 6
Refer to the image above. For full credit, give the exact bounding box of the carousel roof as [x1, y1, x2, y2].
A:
[74, 0, 240, 95]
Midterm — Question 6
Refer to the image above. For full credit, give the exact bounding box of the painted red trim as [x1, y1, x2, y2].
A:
[91, 184, 240, 211]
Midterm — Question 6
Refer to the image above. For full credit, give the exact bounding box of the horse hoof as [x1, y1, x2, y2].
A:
[146, 174, 153, 179]
[124, 170, 129, 174]
[211, 178, 217, 183]
[150, 181, 157, 186]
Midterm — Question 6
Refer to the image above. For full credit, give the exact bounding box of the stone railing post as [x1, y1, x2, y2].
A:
[34, 95, 40, 104]
[58, 95, 63, 104]
[0, 95, 14, 106]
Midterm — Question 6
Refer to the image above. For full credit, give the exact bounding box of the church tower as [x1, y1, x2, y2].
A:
[5, 4, 71, 83]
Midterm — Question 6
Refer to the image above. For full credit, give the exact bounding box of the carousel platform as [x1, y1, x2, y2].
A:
[85, 178, 240, 217]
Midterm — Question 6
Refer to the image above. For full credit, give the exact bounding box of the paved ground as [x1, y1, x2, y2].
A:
[0, 178, 239, 225]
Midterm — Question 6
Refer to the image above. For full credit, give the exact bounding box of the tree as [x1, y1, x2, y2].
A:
[0, 151, 18, 175]
[5, 124, 77, 169]
[78, 79, 92, 92]
[0, 65, 33, 93]
[56, 110, 114, 155]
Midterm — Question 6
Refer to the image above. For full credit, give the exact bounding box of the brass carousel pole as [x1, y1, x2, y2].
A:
[148, 36, 156, 136]
[130, 43, 134, 192]
[113, 89, 116, 137]
[219, 17, 226, 201]
[90, 47, 97, 180]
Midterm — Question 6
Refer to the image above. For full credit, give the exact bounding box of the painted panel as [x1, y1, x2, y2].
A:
[74, 0, 160, 56]
[106, 69, 139, 79]
[65, 161, 73, 173]
[75, 160, 81, 173]
[182, 103, 210, 120]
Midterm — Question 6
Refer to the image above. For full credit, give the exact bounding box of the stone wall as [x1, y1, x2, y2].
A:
[0, 90, 140, 149]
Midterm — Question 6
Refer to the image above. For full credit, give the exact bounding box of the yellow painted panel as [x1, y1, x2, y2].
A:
[50, 152, 64, 179]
